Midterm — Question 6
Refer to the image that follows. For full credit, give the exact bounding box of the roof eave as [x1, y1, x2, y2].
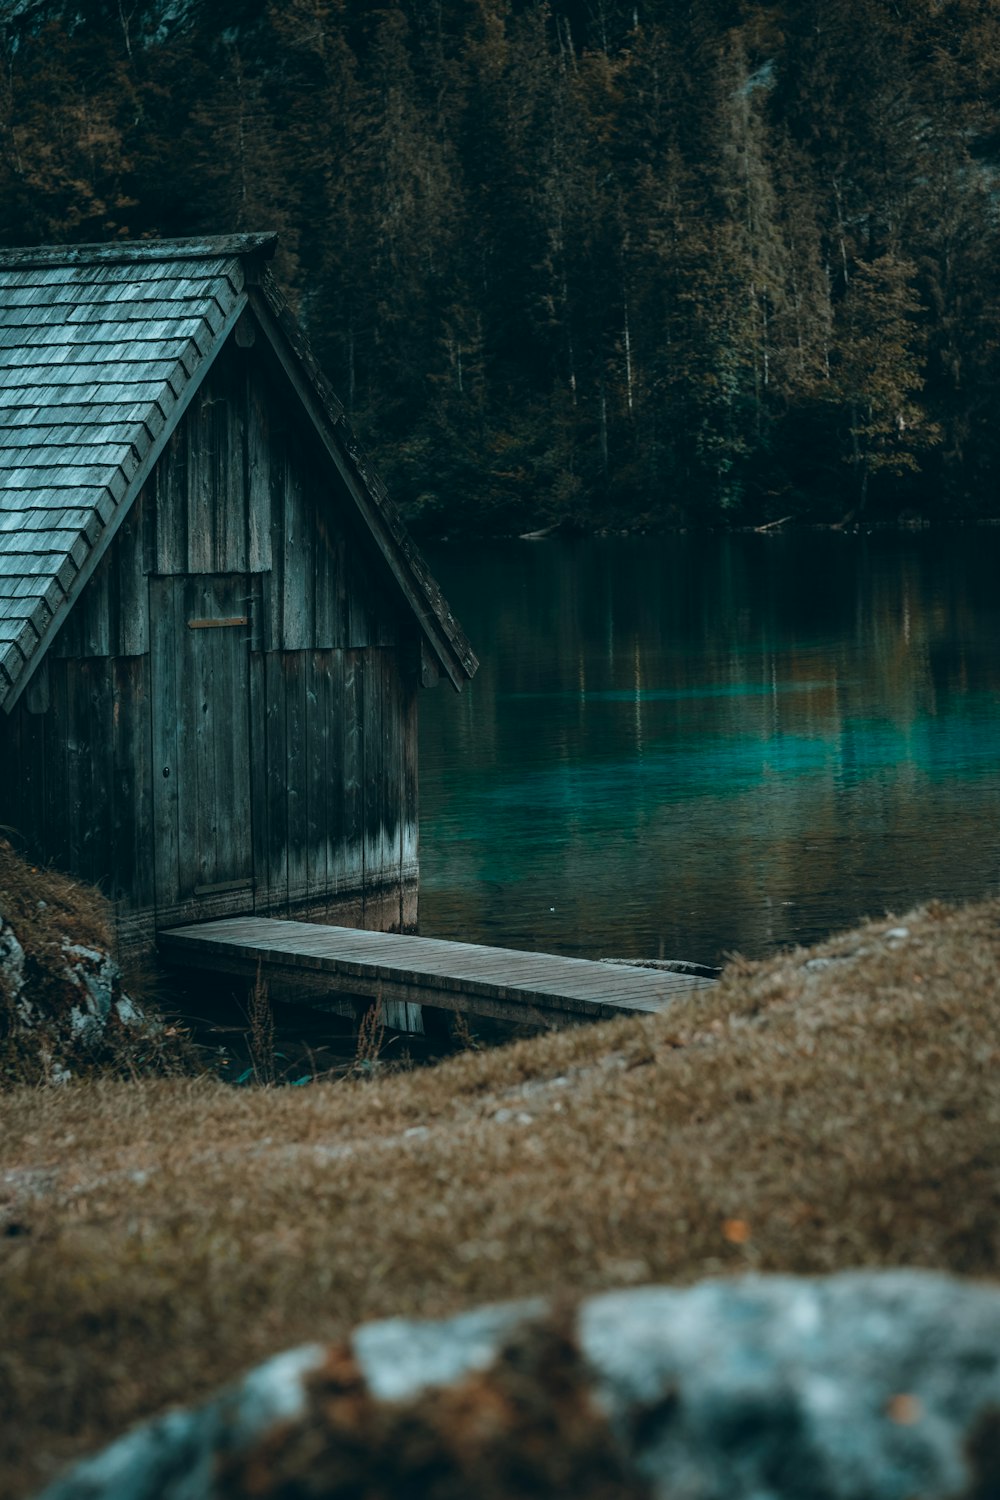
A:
[0, 234, 278, 270]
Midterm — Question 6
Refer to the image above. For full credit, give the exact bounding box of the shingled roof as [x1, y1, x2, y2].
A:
[0, 234, 477, 711]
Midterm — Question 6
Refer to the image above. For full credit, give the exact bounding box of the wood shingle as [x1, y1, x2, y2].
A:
[0, 243, 250, 700]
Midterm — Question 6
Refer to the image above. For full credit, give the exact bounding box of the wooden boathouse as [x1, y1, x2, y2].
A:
[0, 234, 477, 958]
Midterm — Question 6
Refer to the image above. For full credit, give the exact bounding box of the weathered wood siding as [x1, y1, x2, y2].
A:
[0, 336, 421, 953]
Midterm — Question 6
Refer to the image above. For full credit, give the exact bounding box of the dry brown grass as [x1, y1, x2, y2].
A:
[2, 896, 1000, 1496]
[0, 838, 112, 960]
[246, 963, 277, 1088]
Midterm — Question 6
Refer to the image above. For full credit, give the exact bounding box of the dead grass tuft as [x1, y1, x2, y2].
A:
[353, 997, 387, 1074]
[246, 963, 276, 1087]
[1, 897, 1000, 1495]
[0, 838, 112, 960]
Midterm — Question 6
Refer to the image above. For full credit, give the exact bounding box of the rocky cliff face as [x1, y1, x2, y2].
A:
[38, 1272, 1000, 1500]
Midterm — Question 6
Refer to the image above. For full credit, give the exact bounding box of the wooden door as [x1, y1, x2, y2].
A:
[150, 574, 254, 914]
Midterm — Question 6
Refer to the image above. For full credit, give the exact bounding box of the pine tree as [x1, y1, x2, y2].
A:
[0, 17, 137, 243]
[824, 255, 939, 515]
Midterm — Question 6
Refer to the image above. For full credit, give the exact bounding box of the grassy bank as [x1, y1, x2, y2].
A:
[3, 896, 1000, 1496]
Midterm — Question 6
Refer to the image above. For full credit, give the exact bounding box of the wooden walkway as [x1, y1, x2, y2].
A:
[158, 918, 715, 1025]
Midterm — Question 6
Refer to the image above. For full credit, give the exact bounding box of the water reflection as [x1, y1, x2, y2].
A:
[418, 532, 1000, 966]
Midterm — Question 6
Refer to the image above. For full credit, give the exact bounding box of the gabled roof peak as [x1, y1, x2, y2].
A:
[0, 232, 476, 708]
[0, 234, 278, 270]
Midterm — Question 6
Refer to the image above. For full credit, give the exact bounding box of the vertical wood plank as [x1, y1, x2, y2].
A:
[27, 705, 47, 856]
[210, 587, 238, 885]
[112, 655, 154, 911]
[363, 647, 383, 923]
[371, 568, 397, 648]
[266, 423, 286, 651]
[45, 660, 72, 871]
[154, 424, 188, 575]
[183, 349, 251, 576]
[264, 649, 289, 911]
[220, 353, 248, 573]
[4, 701, 45, 857]
[0, 712, 18, 840]
[140, 476, 157, 576]
[314, 513, 344, 649]
[186, 387, 216, 574]
[285, 651, 309, 904]
[281, 458, 314, 650]
[150, 577, 180, 908]
[115, 501, 149, 656]
[247, 363, 272, 573]
[342, 650, 364, 901]
[176, 577, 204, 893]
[346, 546, 371, 649]
[75, 658, 113, 886]
[49, 601, 81, 660]
[24, 708, 47, 868]
[78, 561, 112, 658]
[110, 653, 137, 907]
[325, 647, 346, 897]
[305, 651, 330, 910]
[402, 649, 419, 891]
[24, 658, 49, 715]
[382, 650, 404, 928]
[131, 652, 155, 912]
[247, 574, 265, 653]
[63, 660, 84, 873]
[249, 647, 269, 912]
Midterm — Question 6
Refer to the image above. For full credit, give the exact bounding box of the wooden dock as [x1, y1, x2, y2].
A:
[158, 918, 715, 1026]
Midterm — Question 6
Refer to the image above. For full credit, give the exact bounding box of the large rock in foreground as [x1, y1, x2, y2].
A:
[39, 1271, 1000, 1499]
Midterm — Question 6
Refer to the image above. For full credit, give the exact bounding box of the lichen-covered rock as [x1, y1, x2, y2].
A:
[1, 916, 152, 1081]
[0, 843, 160, 1083]
[36, 1271, 1000, 1499]
[60, 941, 141, 1044]
[0, 918, 27, 1018]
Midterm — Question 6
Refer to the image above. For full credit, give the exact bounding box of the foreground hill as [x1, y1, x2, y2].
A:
[3, 895, 999, 1496]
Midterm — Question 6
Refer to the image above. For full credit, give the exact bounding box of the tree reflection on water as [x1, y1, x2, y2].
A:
[419, 531, 1000, 966]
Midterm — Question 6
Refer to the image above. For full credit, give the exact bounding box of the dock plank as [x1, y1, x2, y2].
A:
[158, 917, 714, 1025]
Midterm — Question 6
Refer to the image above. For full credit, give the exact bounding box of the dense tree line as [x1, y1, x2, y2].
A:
[2, 0, 1000, 532]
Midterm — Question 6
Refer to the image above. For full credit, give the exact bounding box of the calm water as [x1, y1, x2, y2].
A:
[417, 532, 1000, 967]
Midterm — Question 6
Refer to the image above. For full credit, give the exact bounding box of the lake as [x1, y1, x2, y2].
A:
[417, 530, 1000, 967]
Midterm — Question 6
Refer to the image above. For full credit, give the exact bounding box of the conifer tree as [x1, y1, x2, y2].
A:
[0, 18, 136, 242]
[825, 255, 939, 515]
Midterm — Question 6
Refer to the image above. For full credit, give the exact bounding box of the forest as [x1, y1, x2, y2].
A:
[1, 0, 999, 534]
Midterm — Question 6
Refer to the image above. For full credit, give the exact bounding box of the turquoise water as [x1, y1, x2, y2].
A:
[417, 532, 1000, 966]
